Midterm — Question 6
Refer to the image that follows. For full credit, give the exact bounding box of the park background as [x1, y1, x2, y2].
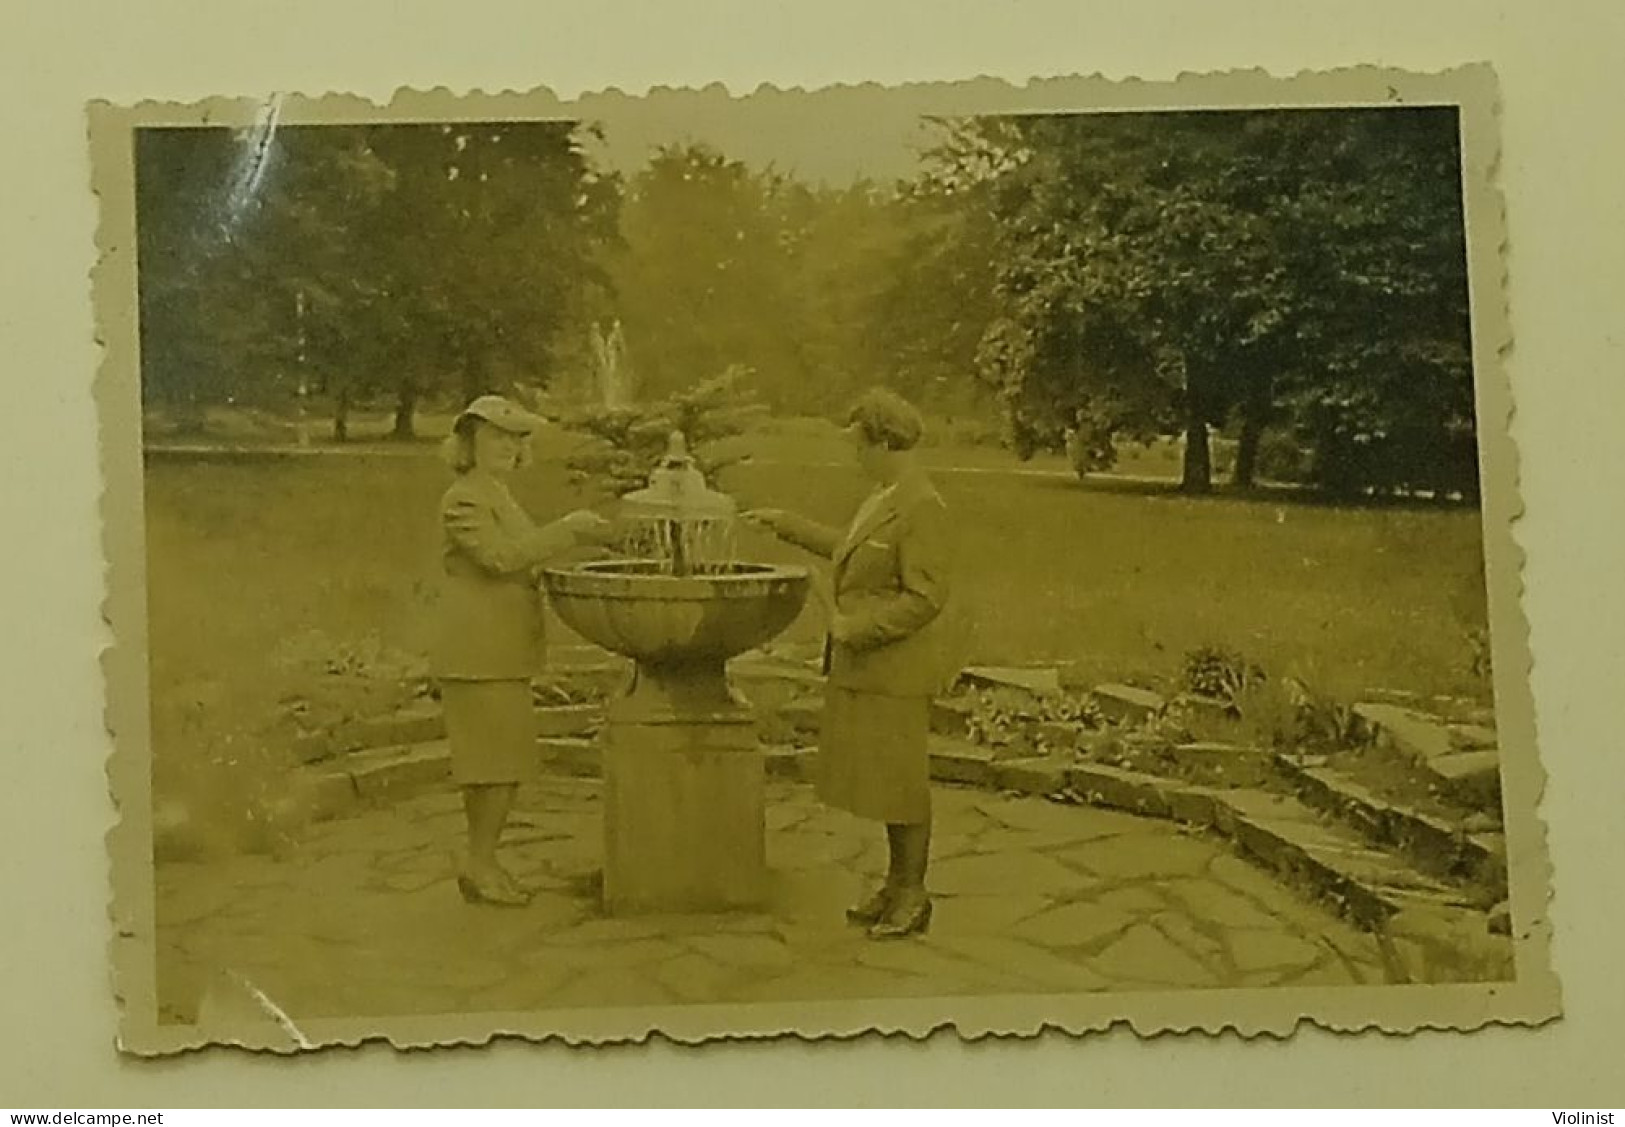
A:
[3, 0, 1623, 1107]
[133, 96, 1496, 854]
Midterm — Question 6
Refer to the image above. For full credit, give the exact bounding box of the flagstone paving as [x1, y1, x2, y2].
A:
[155, 776, 1397, 1025]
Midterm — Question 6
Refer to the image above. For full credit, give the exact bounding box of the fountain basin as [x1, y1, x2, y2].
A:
[538, 431, 812, 914]
[542, 559, 812, 915]
[541, 560, 810, 668]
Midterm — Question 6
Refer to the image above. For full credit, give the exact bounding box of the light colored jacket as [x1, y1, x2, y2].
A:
[431, 471, 577, 681]
[777, 466, 964, 698]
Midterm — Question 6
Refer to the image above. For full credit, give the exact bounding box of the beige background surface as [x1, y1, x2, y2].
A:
[2, 0, 1621, 1107]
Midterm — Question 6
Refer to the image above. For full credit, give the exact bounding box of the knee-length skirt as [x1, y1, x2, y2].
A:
[441, 679, 536, 786]
[818, 686, 931, 825]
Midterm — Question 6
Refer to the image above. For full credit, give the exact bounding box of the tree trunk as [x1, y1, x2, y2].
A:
[391, 384, 418, 440]
[1181, 411, 1213, 494]
[169, 373, 207, 435]
[172, 393, 207, 436]
[331, 386, 350, 443]
[460, 347, 491, 406]
[1232, 367, 1275, 490]
[1233, 411, 1263, 490]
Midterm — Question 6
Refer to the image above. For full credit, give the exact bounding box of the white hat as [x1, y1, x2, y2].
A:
[454, 394, 543, 435]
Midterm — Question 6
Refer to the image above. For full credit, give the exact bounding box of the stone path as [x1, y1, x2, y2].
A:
[155, 777, 1402, 1026]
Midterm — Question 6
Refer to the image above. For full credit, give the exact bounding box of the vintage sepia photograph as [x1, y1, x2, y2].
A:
[90, 68, 1557, 1052]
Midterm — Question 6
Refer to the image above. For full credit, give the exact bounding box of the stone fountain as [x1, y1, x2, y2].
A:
[541, 433, 810, 914]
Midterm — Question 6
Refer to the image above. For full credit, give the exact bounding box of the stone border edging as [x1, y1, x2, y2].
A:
[1351, 701, 1503, 811]
[292, 730, 1505, 926]
[1276, 755, 1508, 897]
[278, 660, 1511, 980]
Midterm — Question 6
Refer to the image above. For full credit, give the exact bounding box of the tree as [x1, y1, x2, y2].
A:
[134, 121, 618, 441]
[135, 127, 281, 430]
[917, 107, 1479, 497]
[923, 113, 1297, 493]
[609, 144, 811, 409]
[605, 144, 999, 423]
[1270, 109, 1477, 498]
[772, 180, 890, 414]
[357, 121, 620, 437]
[862, 180, 1002, 419]
[241, 127, 400, 438]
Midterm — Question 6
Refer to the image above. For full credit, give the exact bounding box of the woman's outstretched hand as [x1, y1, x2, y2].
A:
[740, 508, 788, 537]
[561, 509, 618, 548]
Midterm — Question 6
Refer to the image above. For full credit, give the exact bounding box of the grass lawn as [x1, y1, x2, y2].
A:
[145, 427, 1491, 726]
[142, 427, 1493, 852]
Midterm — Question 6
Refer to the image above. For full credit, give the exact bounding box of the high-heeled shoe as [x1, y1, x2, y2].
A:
[845, 885, 896, 927]
[867, 894, 933, 940]
[456, 868, 532, 908]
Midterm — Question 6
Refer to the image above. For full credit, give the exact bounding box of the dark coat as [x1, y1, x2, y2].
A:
[777, 466, 963, 697]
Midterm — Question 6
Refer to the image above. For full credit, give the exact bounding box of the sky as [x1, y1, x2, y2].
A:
[568, 84, 951, 185]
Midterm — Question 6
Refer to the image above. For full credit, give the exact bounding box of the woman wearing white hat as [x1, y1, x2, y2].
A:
[433, 394, 615, 906]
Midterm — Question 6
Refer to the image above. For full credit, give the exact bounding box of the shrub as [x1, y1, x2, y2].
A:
[151, 712, 307, 862]
[1181, 644, 1266, 702]
[1064, 418, 1117, 479]
[560, 366, 769, 496]
[963, 685, 1103, 752]
[1256, 427, 1312, 484]
[922, 413, 1006, 450]
[1466, 626, 1493, 688]
[151, 629, 431, 862]
[1234, 673, 1361, 753]
[531, 673, 609, 707]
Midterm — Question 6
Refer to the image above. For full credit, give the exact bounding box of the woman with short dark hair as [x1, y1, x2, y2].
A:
[745, 389, 961, 938]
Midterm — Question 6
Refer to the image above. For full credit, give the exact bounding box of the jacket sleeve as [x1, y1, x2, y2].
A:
[443, 495, 578, 576]
[840, 495, 952, 651]
[775, 511, 844, 559]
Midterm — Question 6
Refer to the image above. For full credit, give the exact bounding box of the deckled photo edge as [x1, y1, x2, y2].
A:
[88, 64, 1558, 1056]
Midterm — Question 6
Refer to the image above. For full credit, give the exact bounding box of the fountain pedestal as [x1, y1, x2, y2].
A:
[541, 560, 809, 917]
[602, 667, 765, 913]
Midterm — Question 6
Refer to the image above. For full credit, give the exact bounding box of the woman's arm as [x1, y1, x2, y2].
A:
[443, 496, 578, 576]
[772, 511, 844, 559]
[836, 497, 952, 651]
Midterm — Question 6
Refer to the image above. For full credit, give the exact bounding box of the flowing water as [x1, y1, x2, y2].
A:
[619, 515, 742, 577]
[613, 430, 750, 576]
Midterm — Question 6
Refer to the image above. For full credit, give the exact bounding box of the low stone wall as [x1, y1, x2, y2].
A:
[272, 656, 1510, 982]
